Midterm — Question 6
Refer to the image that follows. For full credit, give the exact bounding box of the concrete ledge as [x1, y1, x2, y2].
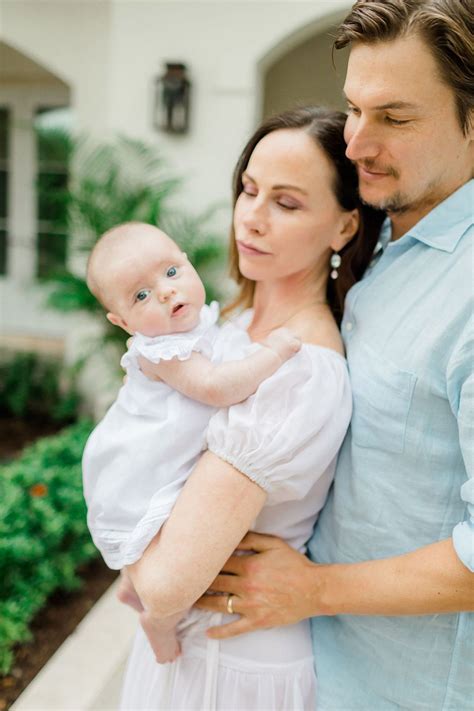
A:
[12, 579, 137, 711]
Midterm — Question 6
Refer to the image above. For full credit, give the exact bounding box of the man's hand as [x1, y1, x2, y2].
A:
[195, 532, 321, 640]
[197, 536, 474, 638]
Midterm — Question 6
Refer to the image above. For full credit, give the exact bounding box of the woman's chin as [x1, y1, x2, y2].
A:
[238, 258, 267, 282]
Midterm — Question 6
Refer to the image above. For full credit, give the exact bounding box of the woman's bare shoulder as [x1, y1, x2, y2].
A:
[286, 308, 345, 356]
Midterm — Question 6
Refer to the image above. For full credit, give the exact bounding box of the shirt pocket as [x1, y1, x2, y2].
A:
[348, 339, 417, 454]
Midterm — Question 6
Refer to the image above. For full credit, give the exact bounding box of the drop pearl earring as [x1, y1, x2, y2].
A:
[330, 252, 341, 280]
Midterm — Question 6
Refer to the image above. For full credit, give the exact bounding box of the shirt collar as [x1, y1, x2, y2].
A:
[379, 218, 392, 249]
[396, 179, 473, 253]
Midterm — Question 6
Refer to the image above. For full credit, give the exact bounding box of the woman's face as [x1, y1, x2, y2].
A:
[233, 128, 355, 284]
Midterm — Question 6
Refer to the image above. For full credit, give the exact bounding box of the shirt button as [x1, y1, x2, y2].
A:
[345, 322, 353, 331]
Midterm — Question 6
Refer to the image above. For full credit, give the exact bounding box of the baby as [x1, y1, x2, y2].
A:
[82, 222, 300, 663]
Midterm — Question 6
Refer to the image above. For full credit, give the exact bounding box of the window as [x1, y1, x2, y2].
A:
[35, 107, 70, 279]
[0, 107, 9, 275]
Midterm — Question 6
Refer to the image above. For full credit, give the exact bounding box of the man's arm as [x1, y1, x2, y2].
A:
[196, 533, 474, 639]
[139, 328, 300, 408]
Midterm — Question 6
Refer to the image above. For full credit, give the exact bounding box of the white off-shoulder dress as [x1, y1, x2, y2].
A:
[82, 302, 220, 570]
[120, 310, 353, 711]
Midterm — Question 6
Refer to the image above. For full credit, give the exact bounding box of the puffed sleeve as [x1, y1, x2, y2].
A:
[206, 346, 352, 504]
[448, 320, 474, 571]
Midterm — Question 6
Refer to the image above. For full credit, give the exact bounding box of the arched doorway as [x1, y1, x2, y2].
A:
[258, 11, 351, 121]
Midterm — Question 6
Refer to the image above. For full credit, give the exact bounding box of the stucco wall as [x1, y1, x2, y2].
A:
[0, 0, 351, 347]
[1, 0, 351, 214]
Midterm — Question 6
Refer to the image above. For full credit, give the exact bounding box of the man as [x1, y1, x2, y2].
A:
[198, 1, 473, 708]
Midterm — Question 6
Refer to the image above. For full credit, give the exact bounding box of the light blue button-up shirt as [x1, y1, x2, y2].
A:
[309, 180, 473, 710]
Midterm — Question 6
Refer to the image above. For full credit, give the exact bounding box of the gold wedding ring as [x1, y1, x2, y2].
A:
[226, 593, 235, 615]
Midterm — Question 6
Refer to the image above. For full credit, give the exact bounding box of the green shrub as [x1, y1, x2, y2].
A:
[0, 351, 80, 422]
[0, 420, 96, 675]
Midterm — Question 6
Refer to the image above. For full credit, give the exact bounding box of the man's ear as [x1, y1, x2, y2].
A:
[331, 209, 359, 252]
[106, 312, 131, 334]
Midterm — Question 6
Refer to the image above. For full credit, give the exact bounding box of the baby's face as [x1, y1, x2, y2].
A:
[105, 233, 206, 337]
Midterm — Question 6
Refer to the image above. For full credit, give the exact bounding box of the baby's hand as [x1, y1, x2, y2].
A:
[262, 327, 301, 363]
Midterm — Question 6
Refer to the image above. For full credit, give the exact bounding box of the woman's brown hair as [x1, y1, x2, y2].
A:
[224, 106, 385, 325]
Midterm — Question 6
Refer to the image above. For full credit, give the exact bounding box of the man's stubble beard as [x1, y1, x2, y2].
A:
[361, 190, 411, 214]
[356, 160, 410, 214]
[359, 175, 445, 217]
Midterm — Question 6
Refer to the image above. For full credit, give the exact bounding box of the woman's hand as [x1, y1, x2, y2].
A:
[195, 532, 321, 640]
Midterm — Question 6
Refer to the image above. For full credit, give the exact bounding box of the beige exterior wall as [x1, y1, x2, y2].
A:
[1, 0, 351, 214]
[0, 0, 352, 351]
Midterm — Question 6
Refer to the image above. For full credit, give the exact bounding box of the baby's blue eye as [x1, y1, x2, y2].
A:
[167, 266, 177, 277]
[136, 289, 150, 302]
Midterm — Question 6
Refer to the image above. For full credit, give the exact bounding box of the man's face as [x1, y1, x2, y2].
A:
[343, 34, 473, 226]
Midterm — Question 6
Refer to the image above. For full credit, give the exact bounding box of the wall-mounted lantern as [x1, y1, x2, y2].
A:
[154, 62, 191, 134]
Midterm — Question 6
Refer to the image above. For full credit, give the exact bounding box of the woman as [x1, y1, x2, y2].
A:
[120, 106, 383, 710]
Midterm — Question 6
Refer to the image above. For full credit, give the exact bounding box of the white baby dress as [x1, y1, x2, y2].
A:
[119, 310, 353, 711]
[82, 302, 220, 570]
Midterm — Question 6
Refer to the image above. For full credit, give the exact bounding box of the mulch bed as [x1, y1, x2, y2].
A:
[0, 417, 119, 709]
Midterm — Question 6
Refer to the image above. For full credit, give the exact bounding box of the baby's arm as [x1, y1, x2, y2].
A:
[141, 327, 301, 407]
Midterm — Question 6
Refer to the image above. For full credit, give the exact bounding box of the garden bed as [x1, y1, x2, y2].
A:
[0, 415, 117, 711]
[0, 559, 117, 711]
[0, 421, 104, 698]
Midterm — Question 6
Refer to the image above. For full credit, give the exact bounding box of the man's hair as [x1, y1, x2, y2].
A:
[334, 0, 474, 135]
